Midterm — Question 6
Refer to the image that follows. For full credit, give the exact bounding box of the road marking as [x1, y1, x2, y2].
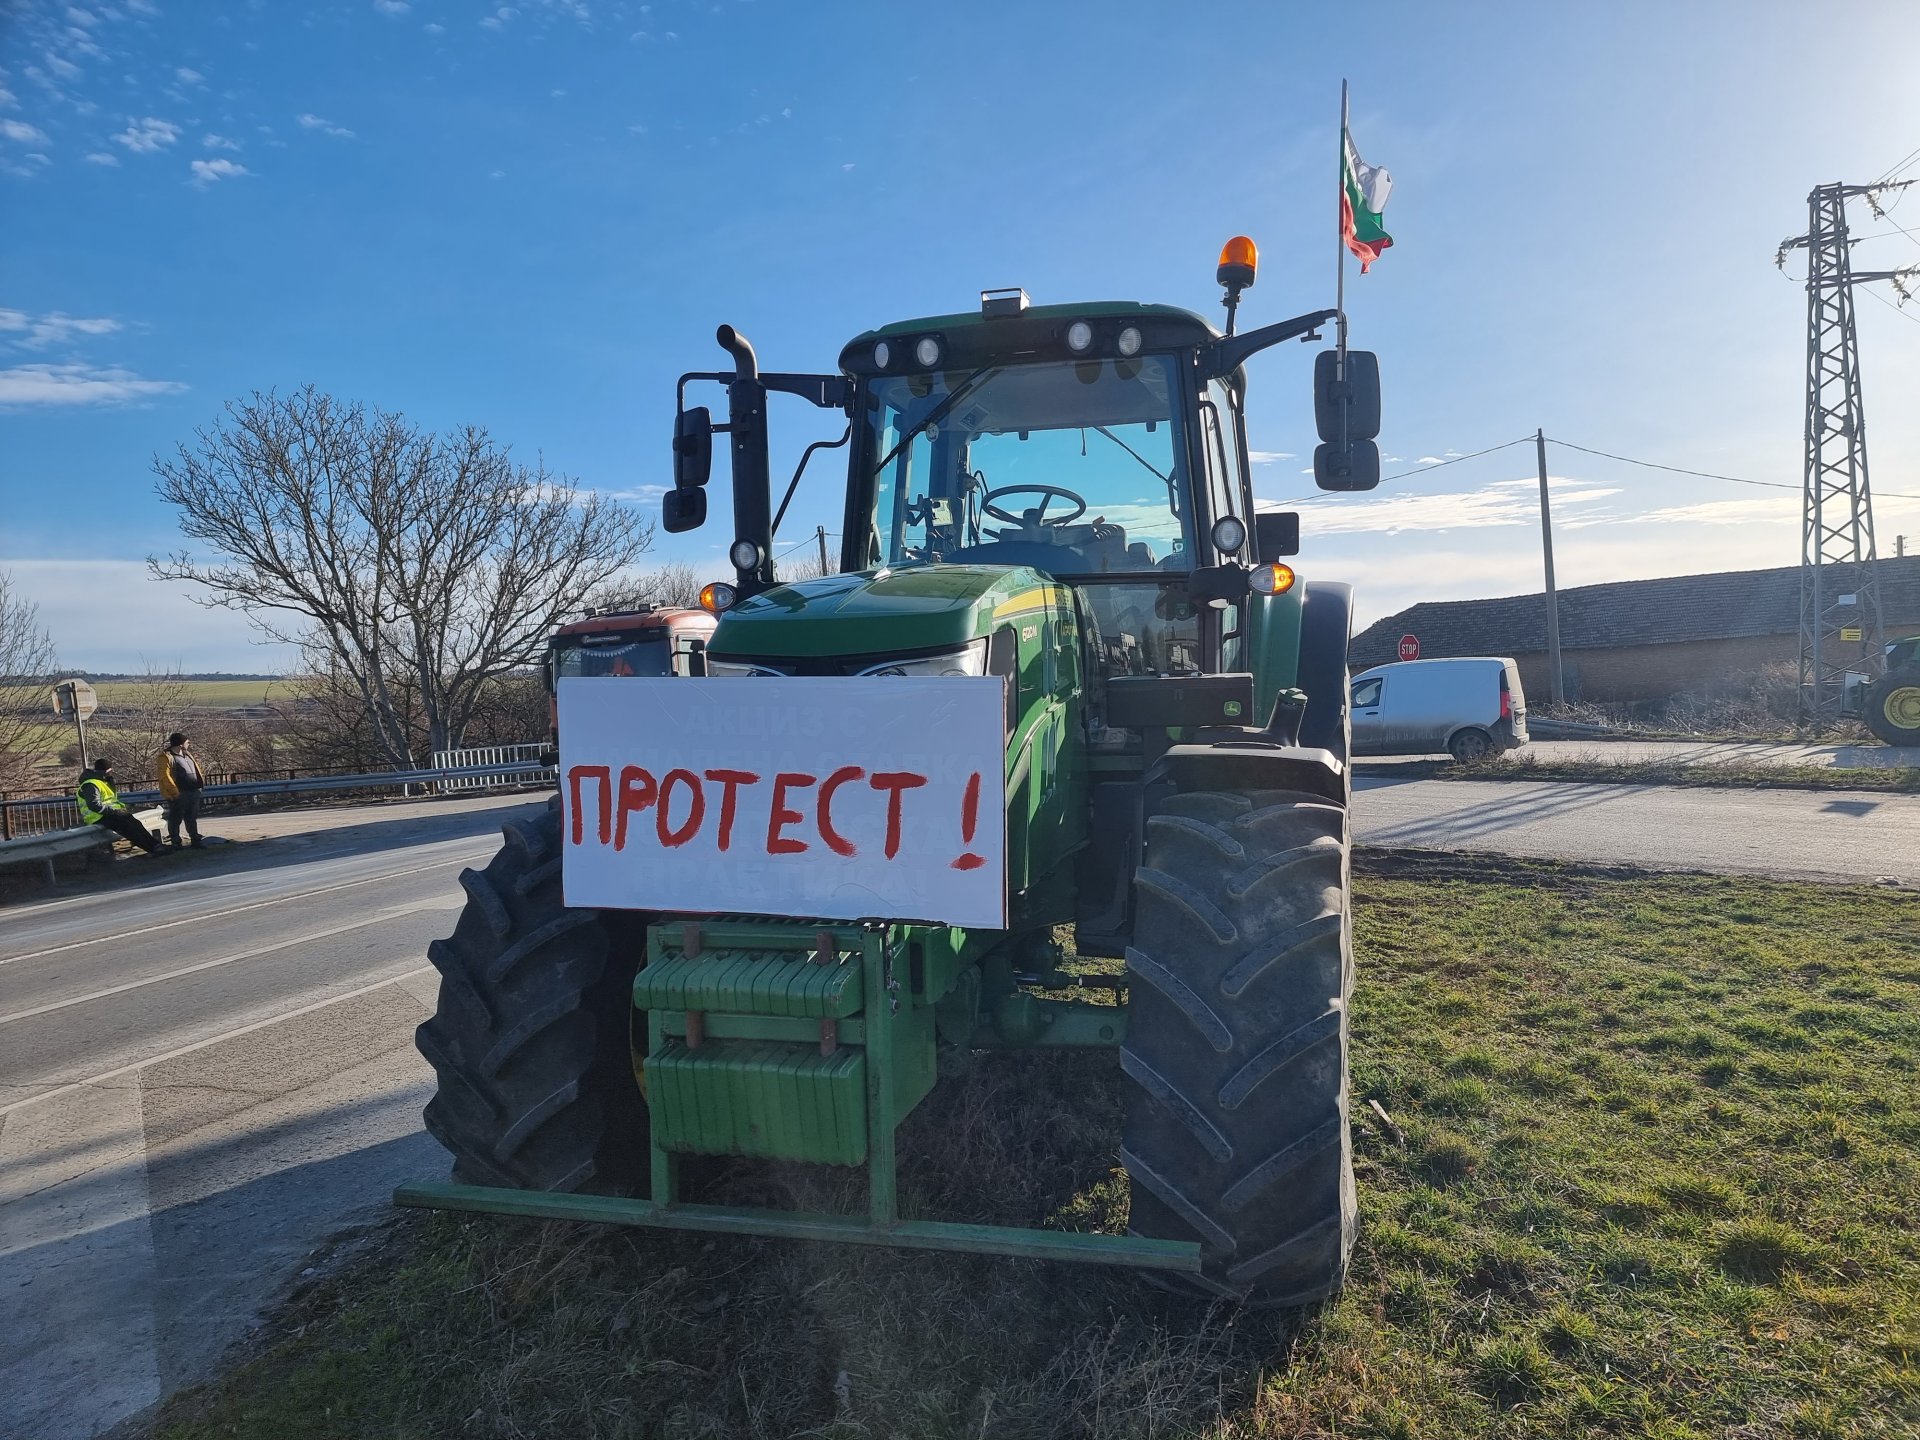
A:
[0, 902, 458, 1028]
[0, 847, 491, 968]
[0, 964, 437, 1119]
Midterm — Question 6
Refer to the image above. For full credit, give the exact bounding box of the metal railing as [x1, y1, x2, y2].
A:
[432, 742, 555, 793]
[0, 757, 554, 841]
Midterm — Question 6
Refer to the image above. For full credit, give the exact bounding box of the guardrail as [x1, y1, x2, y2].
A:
[0, 760, 555, 842]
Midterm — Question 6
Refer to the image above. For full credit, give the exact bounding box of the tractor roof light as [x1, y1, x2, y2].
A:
[914, 336, 942, 368]
[873, 340, 891, 369]
[1065, 320, 1094, 353]
[1217, 235, 1258, 291]
[1250, 562, 1295, 596]
[1117, 325, 1143, 357]
[729, 538, 762, 571]
[699, 580, 738, 614]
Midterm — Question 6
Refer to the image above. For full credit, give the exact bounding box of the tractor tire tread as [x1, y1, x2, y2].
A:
[415, 807, 649, 1195]
[1122, 787, 1355, 1305]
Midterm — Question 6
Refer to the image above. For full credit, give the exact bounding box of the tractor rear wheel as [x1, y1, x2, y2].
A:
[1121, 788, 1355, 1305]
[416, 801, 650, 1193]
[1865, 668, 1920, 746]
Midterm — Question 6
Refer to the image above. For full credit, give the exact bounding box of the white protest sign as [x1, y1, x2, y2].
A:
[559, 676, 1008, 929]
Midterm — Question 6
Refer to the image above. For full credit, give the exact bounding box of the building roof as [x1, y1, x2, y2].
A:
[1350, 556, 1920, 668]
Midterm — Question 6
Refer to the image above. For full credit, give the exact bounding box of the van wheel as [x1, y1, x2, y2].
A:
[1448, 727, 1495, 763]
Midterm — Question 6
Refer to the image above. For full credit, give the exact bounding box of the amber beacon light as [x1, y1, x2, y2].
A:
[1216, 235, 1258, 291]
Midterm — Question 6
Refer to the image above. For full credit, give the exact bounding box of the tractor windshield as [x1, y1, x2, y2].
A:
[551, 634, 672, 680]
[857, 355, 1195, 575]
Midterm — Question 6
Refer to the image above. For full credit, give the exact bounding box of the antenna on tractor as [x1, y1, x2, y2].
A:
[1216, 235, 1258, 336]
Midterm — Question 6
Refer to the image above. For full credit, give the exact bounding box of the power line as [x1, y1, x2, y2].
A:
[1549, 437, 1920, 502]
[1873, 143, 1920, 186]
[1379, 436, 1534, 484]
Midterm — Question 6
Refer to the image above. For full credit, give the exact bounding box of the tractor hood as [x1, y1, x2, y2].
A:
[710, 564, 1056, 661]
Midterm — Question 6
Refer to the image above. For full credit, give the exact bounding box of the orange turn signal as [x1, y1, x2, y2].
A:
[1217, 235, 1258, 290]
[1250, 562, 1295, 596]
[699, 580, 738, 614]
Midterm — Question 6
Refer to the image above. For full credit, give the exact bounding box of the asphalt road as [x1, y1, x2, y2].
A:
[0, 796, 546, 1440]
[3, 776, 1917, 1439]
[1353, 774, 1920, 886]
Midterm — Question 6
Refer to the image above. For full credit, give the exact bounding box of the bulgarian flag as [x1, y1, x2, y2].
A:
[1341, 127, 1393, 272]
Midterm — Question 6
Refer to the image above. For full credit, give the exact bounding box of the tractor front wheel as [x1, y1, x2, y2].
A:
[1121, 787, 1355, 1305]
[416, 801, 649, 1193]
[1864, 668, 1920, 747]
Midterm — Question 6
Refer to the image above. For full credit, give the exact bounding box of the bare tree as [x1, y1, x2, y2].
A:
[0, 571, 60, 792]
[152, 388, 653, 765]
[590, 559, 707, 613]
[93, 665, 193, 770]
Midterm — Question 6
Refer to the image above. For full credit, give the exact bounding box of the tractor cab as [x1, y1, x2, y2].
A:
[547, 607, 714, 684]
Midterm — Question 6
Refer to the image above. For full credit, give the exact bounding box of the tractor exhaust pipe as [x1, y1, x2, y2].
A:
[717, 325, 775, 598]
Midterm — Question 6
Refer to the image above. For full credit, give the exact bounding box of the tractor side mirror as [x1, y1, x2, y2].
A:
[1313, 440, 1381, 492]
[1254, 511, 1299, 561]
[673, 405, 714, 490]
[1314, 350, 1381, 442]
[662, 487, 707, 533]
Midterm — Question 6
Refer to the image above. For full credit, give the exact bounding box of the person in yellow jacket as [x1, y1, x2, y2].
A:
[76, 758, 166, 855]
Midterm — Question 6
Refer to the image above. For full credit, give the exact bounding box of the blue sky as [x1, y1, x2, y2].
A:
[4, 0, 1920, 671]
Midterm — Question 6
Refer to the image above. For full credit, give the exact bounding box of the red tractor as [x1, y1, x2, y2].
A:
[540, 606, 717, 756]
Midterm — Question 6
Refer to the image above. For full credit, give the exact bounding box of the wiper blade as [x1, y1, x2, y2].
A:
[869, 366, 1002, 475]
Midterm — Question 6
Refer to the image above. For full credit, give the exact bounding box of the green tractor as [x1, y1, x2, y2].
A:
[1861, 636, 1920, 746]
[401, 242, 1384, 1304]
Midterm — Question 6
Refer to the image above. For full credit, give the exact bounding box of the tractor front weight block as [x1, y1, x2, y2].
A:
[391, 1183, 1202, 1272]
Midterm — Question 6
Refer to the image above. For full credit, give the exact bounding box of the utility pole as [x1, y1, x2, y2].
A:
[1535, 428, 1565, 705]
[1778, 180, 1919, 721]
[815, 524, 831, 576]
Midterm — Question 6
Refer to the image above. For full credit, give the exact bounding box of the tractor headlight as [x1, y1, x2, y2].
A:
[1066, 320, 1094, 353]
[914, 336, 942, 368]
[855, 639, 989, 678]
[1116, 325, 1142, 357]
[873, 340, 891, 369]
[729, 538, 762, 571]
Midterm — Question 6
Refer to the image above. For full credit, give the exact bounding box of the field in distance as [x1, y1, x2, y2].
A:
[89, 677, 286, 710]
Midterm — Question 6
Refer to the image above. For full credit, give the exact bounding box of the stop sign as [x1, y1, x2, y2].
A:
[1398, 634, 1421, 662]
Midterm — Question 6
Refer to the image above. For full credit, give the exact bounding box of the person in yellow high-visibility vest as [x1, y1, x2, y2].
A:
[76, 758, 165, 855]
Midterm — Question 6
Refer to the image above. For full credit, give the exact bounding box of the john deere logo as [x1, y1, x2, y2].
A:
[1223, 700, 1244, 718]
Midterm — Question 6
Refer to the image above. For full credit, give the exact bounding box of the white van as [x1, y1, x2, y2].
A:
[1349, 657, 1528, 762]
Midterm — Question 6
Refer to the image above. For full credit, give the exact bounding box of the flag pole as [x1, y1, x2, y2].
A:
[1336, 78, 1349, 374]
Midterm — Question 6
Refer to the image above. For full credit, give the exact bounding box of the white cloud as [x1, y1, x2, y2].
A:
[0, 363, 185, 407]
[1257, 480, 1620, 537]
[1247, 450, 1293, 464]
[0, 308, 121, 348]
[67, 7, 98, 26]
[44, 54, 81, 81]
[1416, 456, 1444, 465]
[175, 66, 203, 84]
[296, 112, 354, 139]
[201, 133, 239, 150]
[0, 85, 17, 109]
[83, 150, 117, 165]
[189, 157, 248, 186]
[0, 118, 49, 144]
[480, 6, 516, 28]
[114, 116, 180, 153]
[424, 22, 446, 34]
[374, 0, 411, 13]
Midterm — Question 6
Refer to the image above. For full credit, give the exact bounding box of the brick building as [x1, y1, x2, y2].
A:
[1349, 557, 1920, 703]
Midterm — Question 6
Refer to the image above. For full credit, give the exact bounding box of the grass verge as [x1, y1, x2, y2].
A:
[1409, 753, 1920, 793]
[149, 856, 1920, 1439]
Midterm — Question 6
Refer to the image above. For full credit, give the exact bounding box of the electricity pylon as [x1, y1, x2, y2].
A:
[1778, 180, 1918, 722]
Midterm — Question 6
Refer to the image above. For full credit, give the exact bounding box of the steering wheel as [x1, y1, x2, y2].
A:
[981, 483, 1088, 528]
